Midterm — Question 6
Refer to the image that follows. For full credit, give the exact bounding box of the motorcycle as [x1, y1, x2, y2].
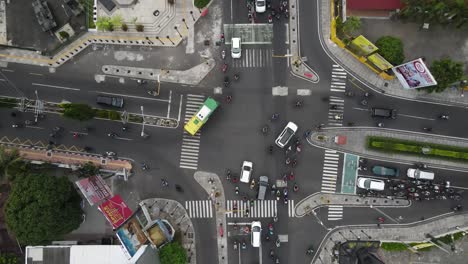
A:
[250, 179, 256, 189]
[276, 237, 281, 247]
[306, 247, 314, 255]
[268, 223, 274, 235]
[377, 122, 384, 127]
[423, 127, 432, 132]
[293, 184, 299, 192]
[220, 33, 225, 43]
[222, 63, 228, 73]
[221, 50, 226, 60]
[226, 169, 231, 180]
[271, 113, 279, 121]
[233, 240, 238, 250]
[303, 129, 312, 138]
[262, 125, 269, 134]
[284, 9, 289, 18]
[268, 145, 274, 154]
[268, 15, 273, 23]
[234, 73, 240, 81]
[224, 76, 230, 87]
[276, 190, 281, 201]
[241, 241, 247, 250]
[225, 95, 232, 103]
[107, 132, 117, 138]
[235, 186, 240, 195]
[439, 114, 449, 120]
[148, 90, 158, 96]
[285, 157, 291, 165]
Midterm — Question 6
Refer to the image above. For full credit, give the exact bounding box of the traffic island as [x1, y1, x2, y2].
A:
[306, 127, 468, 172]
[295, 192, 410, 218]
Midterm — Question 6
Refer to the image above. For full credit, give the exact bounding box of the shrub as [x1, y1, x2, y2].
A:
[194, 0, 210, 9]
[96, 16, 113, 31]
[59, 31, 70, 40]
[109, 110, 120, 120]
[121, 23, 128, 31]
[380, 242, 407, 251]
[427, 57, 464, 93]
[159, 241, 187, 264]
[375, 36, 405, 65]
[61, 104, 96, 121]
[135, 24, 144, 32]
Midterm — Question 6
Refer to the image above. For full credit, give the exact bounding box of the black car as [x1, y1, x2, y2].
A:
[371, 107, 397, 119]
[96, 95, 124, 108]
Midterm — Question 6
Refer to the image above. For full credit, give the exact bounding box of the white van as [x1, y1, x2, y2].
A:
[275, 122, 298, 148]
[257, 176, 269, 200]
[231, 38, 242, 59]
[251, 221, 261, 247]
[407, 168, 435, 180]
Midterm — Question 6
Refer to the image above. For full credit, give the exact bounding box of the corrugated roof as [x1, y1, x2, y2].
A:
[347, 0, 402, 10]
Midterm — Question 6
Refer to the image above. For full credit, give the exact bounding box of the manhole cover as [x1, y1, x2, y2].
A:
[153, 10, 160, 16]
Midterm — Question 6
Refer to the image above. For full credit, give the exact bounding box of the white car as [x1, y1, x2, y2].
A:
[407, 168, 435, 180]
[357, 177, 385, 191]
[251, 221, 261, 247]
[231, 37, 242, 59]
[105, 151, 116, 157]
[275, 122, 298, 148]
[240, 161, 253, 183]
[255, 0, 266, 13]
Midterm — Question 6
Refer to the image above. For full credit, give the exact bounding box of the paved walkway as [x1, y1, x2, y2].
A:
[317, 0, 468, 107]
[295, 192, 410, 218]
[312, 212, 468, 264]
[139, 198, 197, 264]
[307, 127, 468, 172]
[194, 171, 227, 264]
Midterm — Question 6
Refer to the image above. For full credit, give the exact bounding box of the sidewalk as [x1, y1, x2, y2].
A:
[313, 212, 468, 264]
[317, 0, 468, 107]
[307, 127, 468, 172]
[295, 192, 410, 218]
[193, 171, 227, 264]
[139, 198, 197, 264]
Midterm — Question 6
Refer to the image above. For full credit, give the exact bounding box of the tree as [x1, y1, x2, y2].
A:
[159, 241, 187, 264]
[5, 174, 83, 245]
[61, 103, 96, 121]
[96, 16, 113, 31]
[77, 162, 100, 178]
[400, 0, 468, 28]
[375, 36, 405, 65]
[194, 0, 210, 8]
[342, 16, 361, 37]
[427, 58, 464, 93]
[0, 146, 21, 183]
[58, 31, 70, 40]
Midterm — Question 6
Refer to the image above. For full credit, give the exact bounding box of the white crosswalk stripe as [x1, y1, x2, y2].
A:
[288, 199, 295, 217]
[330, 65, 347, 92]
[328, 96, 344, 126]
[321, 149, 342, 194]
[327, 205, 343, 221]
[232, 48, 272, 68]
[185, 200, 213, 218]
[226, 200, 278, 218]
[179, 94, 205, 170]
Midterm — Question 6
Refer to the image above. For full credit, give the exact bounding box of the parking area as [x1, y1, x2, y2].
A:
[6, 0, 86, 52]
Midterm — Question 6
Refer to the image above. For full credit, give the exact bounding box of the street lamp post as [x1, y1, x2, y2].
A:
[174, 26, 182, 38]
[190, 11, 195, 21]
[182, 18, 189, 29]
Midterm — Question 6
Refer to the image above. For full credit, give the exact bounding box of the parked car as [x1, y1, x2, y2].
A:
[251, 221, 261, 247]
[240, 161, 253, 183]
[372, 166, 399, 177]
[275, 122, 298, 148]
[257, 176, 269, 200]
[407, 168, 435, 180]
[96, 95, 124, 108]
[255, 0, 266, 13]
[371, 107, 397, 119]
[357, 177, 385, 191]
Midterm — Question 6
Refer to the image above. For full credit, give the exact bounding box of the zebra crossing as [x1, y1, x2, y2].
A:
[288, 199, 295, 217]
[321, 149, 341, 193]
[330, 65, 347, 92]
[179, 94, 204, 170]
[328, 96, 344, 126]
[185, 200, 213, 218]
[231, 48, 272, 68]
[327, 205, 344, 221]
[226, 200, 277, 218]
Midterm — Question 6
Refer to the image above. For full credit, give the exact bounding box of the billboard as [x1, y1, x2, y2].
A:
[98, 195, 133, 229]
[75, 175, 112, 206]
[116, 216, 148, 257]
[392, 58, 437, 89]
[368, 53, 393, 71]
[350, 35, 378, 56]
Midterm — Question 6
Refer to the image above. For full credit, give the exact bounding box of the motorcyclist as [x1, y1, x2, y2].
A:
[268, 145, 274, 154]
[221, 50, 226, 59]
[439, 114, 449, 120]
[293, 184, 299, 192]
[224, 76, 230, 87]
[271, 113, 279, 121]
[225, 95, 232, 103]
[235, 186, 239, 195]
[234, 73, 240, 80]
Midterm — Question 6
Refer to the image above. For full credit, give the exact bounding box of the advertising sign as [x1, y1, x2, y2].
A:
[350, 35, 378, 56]
[392, 58, 437, 89]
[98, 195, 133, 229]
[116, 216, 148, 257]
[368, 53, 393, 71]
[75, 175, 112, 206]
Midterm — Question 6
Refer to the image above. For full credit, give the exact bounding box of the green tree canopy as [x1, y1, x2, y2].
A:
[375, 36, 405, 65]
[159, 241, 187, 264]
[61, 103, 96, 121]
[78, 162, 100, 178]
[400, 0, 468, 28]
[0, 146, 21, 183]
[96, 16, 113, 31]
[342, 16, 361, 37]
[427, 57, 464, 93]
[5, 174, 83, 245]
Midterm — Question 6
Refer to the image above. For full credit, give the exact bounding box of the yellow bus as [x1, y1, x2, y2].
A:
[184, 97, 219, 136]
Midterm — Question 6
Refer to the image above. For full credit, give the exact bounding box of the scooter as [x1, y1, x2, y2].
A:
[224, 76, 230, 87]
[221, 50, 226, 60]
[268, 15, 273, 23]
[276, 237, 281, 247]
[250, 179, 256, 189]
[233, 240, 238, 250]
[268, 223, 274, 235]
[276, 190, 281, 201]
[225, 95, 232, 103]
[439, 114, 449, 120]
[234, 73, 240, 81]
[222, 63, 228, 73]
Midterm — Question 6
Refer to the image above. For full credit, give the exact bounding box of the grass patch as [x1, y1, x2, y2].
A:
[95, 109, 120, 120]
[436, 234, 453, 244]
[80, 0, 96, 29]
[380, 242, 408, 251]
[0, 98, 18, 108]
[367, 136, 468, 162]
[129, 115, 143, 123]
[453, 232, 465, 241]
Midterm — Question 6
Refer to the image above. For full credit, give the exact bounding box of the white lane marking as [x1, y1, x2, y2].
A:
[167, 90, 172, 118]
[92, 91, 169, 102]
[177, 95, 183, 122]
[29, 73, 43, 76]
[352, 107, 369, 111]
[25, 126, 45, 129]
[32, 83, 80, 91]
[398, 114, 435, 121]
[2, 69, 14, 72]
[115, 137, 133, 141]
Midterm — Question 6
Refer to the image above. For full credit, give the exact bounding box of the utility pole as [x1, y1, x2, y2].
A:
[121, 110, 129, 125]
[156, 74, 161, 96]
[34, 90, 44, 123]
[140, 106, 147, 138]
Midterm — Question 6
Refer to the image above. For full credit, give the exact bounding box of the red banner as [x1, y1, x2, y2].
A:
[75, 175, 112, 206]
[98, 195, 133, 229]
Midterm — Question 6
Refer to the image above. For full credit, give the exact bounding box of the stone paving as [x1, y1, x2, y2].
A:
[193, 171, 227, 264]
[318, 0, 468, 107]
[307, 127, 468, 172]
[139, 198, 197, 264]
